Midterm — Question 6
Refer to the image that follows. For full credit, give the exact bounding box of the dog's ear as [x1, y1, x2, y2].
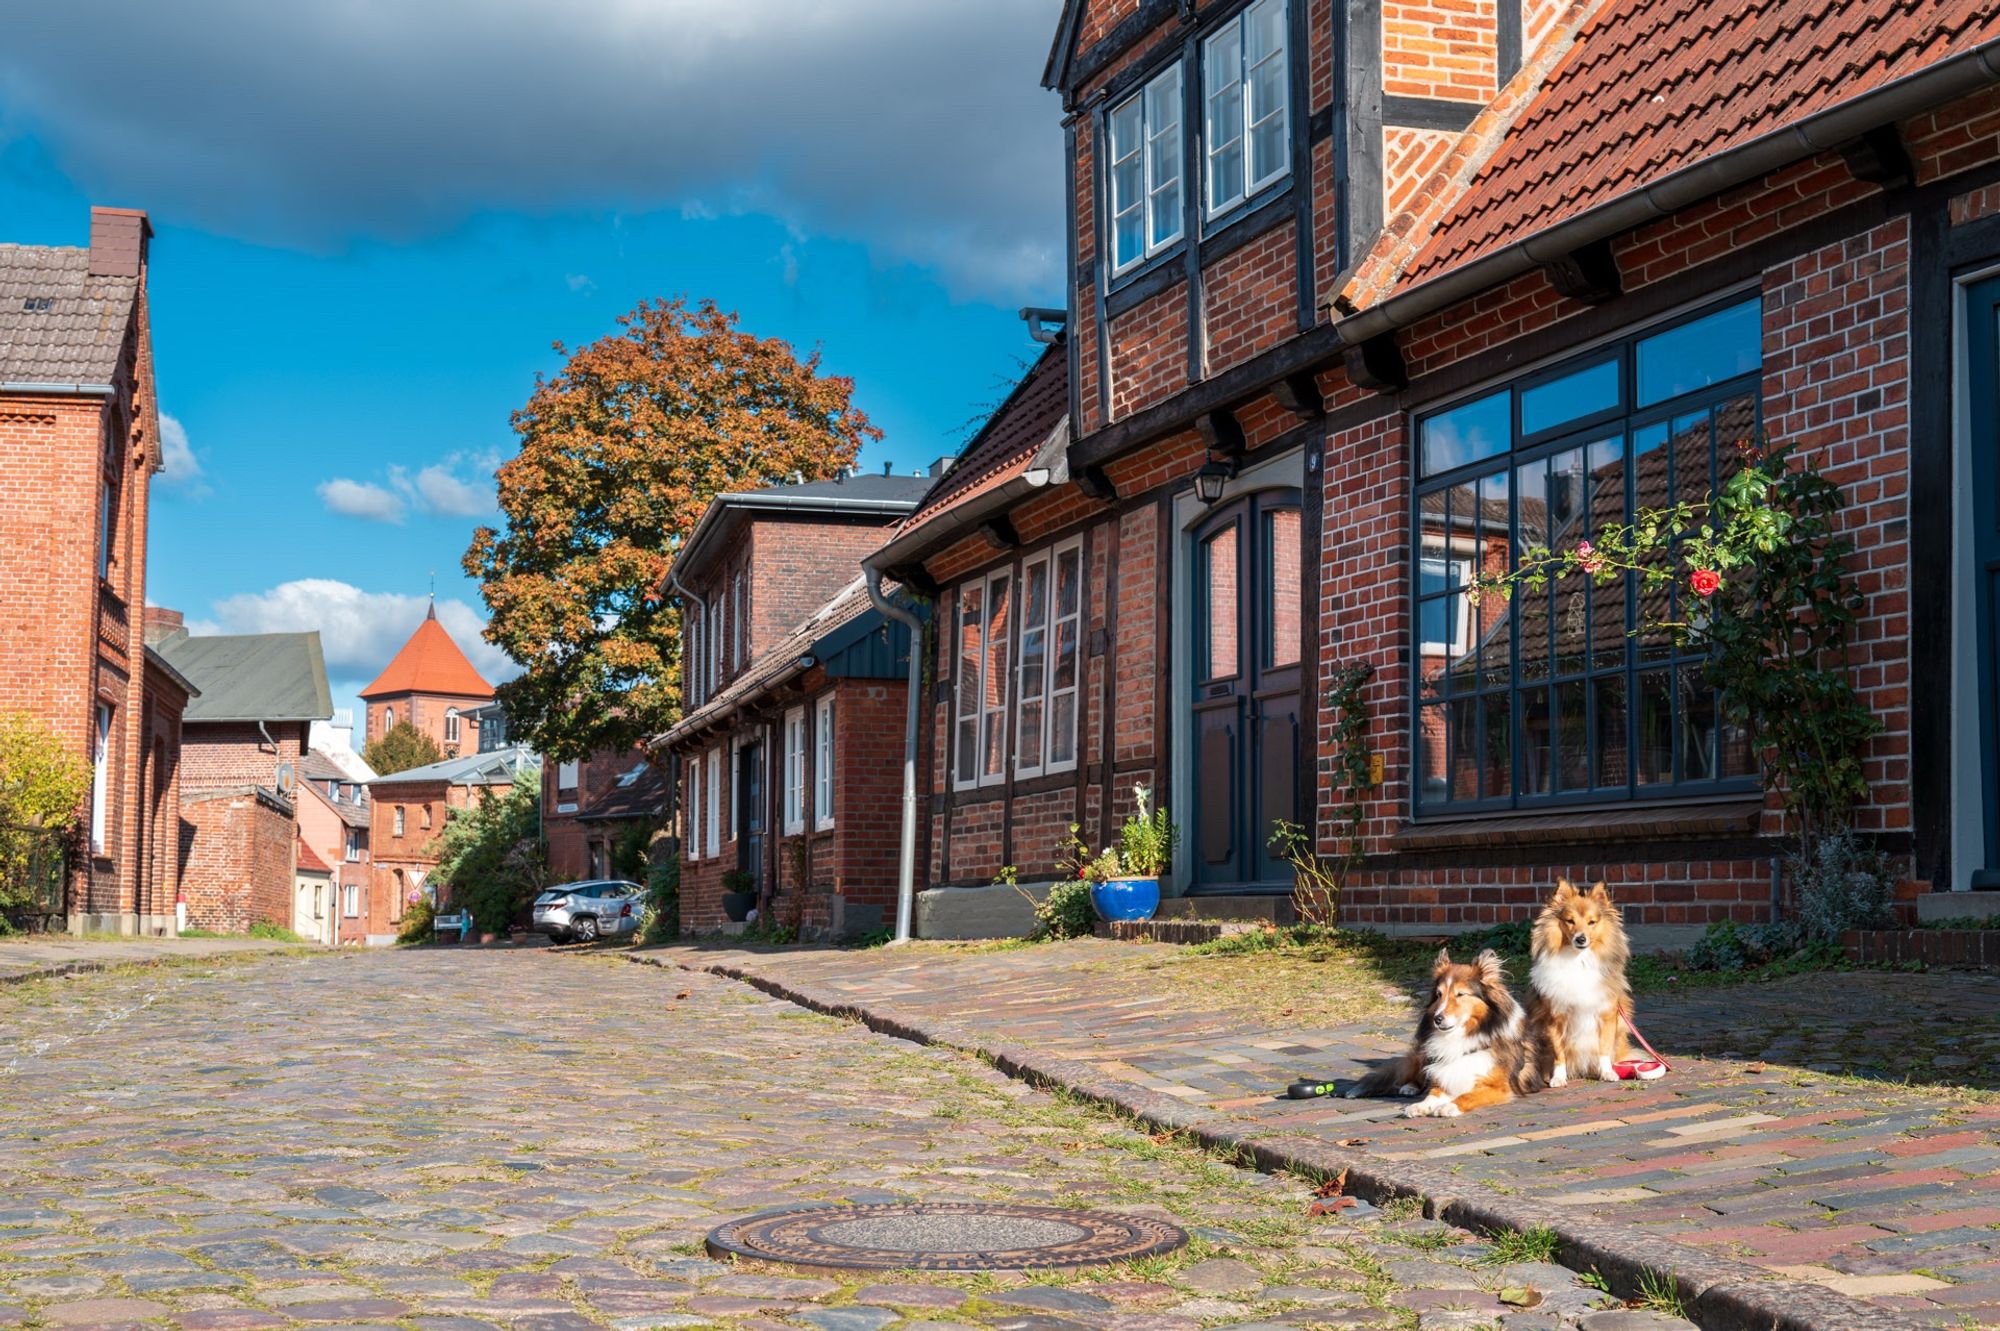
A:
[1590, 880, 1613, 905]
[1553, 878, 1576, 901]
[1433, 947, 1453, 973]
[1474, 949, 1507, 985]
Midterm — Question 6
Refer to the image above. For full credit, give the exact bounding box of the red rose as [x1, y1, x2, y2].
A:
[1690, 568, 1722, 598]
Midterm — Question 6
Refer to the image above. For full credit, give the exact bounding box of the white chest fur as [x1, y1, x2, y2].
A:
[1422, 1030, 1496, 1097]
[1533, 949, 1609, 1059]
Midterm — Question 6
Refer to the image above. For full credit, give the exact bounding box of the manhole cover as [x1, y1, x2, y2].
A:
[706, 1202, 1187, 1271]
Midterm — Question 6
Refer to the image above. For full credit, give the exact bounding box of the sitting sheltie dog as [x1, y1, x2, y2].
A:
[1344, 948, 1544, 1118]
[1526, 879, 1632, 1086]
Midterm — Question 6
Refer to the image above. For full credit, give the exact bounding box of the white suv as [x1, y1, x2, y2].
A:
[532, 880, 645, 943]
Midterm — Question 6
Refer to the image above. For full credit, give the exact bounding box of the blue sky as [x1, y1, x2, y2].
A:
[0, 1, 1063, 725]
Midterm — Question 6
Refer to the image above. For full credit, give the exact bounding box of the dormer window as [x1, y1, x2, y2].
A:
[1108, 62, 1185, 274]
[1204, 0, 1290, 219]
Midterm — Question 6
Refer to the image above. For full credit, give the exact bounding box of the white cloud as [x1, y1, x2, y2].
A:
[0, 0, 1065, 300]
[193, 578, 518, 685]
[565, 272, 595, 294]
[157, 412, 208, 494]
[319, 454, 495, 524]
[317, 477, 406, 524]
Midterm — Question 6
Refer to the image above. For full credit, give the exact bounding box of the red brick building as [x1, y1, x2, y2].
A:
[367, 747, 536, 942]
[359, 606, 493, 758]
[149, 617, 332, 933]
[0, 206, 191, 933]
[296, 749, 374, 944]
[861, 1, 2000, 941]
[658, 474, 931, 936]
[543, 746, 663, 883]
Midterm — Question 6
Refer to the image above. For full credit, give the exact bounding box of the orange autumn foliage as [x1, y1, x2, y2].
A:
[465, 298, 878, 759]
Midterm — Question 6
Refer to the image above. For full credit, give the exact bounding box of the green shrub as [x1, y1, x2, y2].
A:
[1792, 828, 1893, 941]
[396, 897, 436, 945]
[1034, 877, 1096, 940]
[638, 855, 680, 945]
[435, 783, 548, 935]
[246, 921, 307, 943]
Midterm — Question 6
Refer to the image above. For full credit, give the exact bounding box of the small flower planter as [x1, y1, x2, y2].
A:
[721, 891, 756, 923]
[1090, 876, 1160, 923]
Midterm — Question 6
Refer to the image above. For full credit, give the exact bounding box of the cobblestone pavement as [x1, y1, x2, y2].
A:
[0, 937, 291, 984]
[646, 942, 2000, 1328]
[0, 951, 1680, 1331]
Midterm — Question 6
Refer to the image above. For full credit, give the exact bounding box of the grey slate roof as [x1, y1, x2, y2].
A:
[367, 746, 539, 790]
[669, 471, 934, 586]
[154, 631, 335, 725]
[0, 245, 138, 386]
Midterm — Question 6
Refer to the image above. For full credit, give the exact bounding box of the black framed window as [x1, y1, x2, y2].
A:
[1412, 297, 1764, 816]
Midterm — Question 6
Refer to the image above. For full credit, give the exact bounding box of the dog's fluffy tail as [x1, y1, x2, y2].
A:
[1346, 1050, 1421, 1098]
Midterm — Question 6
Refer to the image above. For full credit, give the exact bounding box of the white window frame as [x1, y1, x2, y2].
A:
[1418, 555, 1475, 657]
[343, 883, 359, 918]
[344, 828, 361, 863]
[556, 759, 580, 813]
[814, 694, 836, 831]
[709, 594, 721, 691]
[97, 469, 116, 582]
[686, 759, 702, 860]
[705, 748, 721, 856]
[444, 708, 460, 744]
[782, 705, 807, 835]
[953, 568, 1016, 790]
[1014, 538, 1085, 779]
[90, 702, 111, 854]
[1107, 61, 1185, 275]
[1203, 0, 1290, 219]
[393, 805, 405, 837]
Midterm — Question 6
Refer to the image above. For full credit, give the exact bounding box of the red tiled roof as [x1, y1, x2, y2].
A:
[888, 341, 1069, 546]
[296, 837, 332, 874]
[360, 609, 494, 700]
[1399, 0, 2000, 292]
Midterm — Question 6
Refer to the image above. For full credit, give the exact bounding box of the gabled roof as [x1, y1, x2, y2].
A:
[360, 607, 495, 700]
[296, 838, 333, 875]
[367, 745, 539, 790]
[1348, 0, 2000, 314]
[154, 631, 333, 725]
[577, 761, 668, 824]
[0, 245, 138, 386]
[657, 576, 905, 749]
[864, 340, 1069, 574]
[302, 748, 376, 784]
[668, 472, 934, 588]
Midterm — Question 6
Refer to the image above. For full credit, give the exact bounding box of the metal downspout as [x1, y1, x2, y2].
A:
[865, 566, 924, 942]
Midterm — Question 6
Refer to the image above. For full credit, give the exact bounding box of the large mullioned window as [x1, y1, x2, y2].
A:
[954, 538, 1084, 788]
[1108, 63, 1185, 274]
[1203, 0, 1289, 218]
[1412, 297, 1764, 815]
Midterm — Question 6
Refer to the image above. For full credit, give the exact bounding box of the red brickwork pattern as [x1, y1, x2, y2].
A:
[1383, 0, 1497, 103]
[1201, 219, 1300, 375]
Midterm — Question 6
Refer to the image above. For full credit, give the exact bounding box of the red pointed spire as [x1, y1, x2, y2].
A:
[359, 614, 493, 700]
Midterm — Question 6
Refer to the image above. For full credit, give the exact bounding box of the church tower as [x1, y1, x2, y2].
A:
[358, 602, 495, 758]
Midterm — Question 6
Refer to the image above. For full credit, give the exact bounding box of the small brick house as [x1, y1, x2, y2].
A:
[366, 747, 537, 943]
[149, 616, 333, 933]
[657, 474, 932, 937]
[543, 747, 664, 884]
[0, 206, 191, 933]
[861, 1, 2000, 940]
[296, 749, 374, 944]
[359, 605, 494, 758]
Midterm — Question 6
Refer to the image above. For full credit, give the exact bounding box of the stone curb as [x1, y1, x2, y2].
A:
[620, 948, 1923, 1331]
[0, 959, 118, 986]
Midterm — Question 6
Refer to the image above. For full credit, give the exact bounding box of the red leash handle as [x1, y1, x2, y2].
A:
[1620, 1012, 1671, 1074]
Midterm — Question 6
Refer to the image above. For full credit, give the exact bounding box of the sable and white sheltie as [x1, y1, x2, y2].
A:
[1526, 879, 1633, 1086]
[1344, 948, 1545, 1118]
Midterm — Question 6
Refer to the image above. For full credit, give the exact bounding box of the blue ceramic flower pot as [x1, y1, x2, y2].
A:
[1090, 876, 1160, 922]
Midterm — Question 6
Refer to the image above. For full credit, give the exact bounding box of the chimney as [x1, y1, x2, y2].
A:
[929, 456, 953, 477]
[88, 207, 152, 279]
[882, 460, 893, 477]
[143, 605, 186, 647]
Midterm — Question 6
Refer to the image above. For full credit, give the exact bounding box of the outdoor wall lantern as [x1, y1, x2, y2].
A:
[1194, 455, 1236, 504]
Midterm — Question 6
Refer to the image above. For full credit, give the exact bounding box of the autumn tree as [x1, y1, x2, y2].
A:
[466, 299, 877, 759]
[364, 721, 443, 777]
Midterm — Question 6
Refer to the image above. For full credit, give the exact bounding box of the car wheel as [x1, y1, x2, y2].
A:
[573, 916, 599, 943]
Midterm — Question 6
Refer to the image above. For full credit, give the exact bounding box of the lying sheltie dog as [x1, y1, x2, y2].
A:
[1344, 948, 1544, 1118]
[1526, 879, 1633, 1086]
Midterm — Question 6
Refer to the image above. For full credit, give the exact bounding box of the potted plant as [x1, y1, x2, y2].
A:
[720, 870, 756, 923]
[1060, 785, 1175, 924]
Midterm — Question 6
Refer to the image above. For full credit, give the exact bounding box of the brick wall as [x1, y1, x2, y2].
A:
[1382, 0, 1497, 103]
[1202, 220, 1301, 376]
[178, 789, 293, 932]
[364, 689, 491, 756]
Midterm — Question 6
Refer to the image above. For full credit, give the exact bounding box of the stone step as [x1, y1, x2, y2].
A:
[1098, 918, 1266, 944]
[1155, 895, 1297, 923]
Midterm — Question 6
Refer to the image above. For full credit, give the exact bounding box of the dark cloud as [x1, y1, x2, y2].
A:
[0, 0, 1066, 299]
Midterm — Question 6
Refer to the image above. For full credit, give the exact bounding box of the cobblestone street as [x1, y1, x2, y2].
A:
[0, 951, 1676, 1331]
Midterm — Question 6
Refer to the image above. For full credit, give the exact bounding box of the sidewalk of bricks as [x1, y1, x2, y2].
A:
[0, 933, 296, 983]
[641, 939, 2000, 1328]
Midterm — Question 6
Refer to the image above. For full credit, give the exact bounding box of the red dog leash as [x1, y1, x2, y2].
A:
[1614, 1012, 1671, 1080]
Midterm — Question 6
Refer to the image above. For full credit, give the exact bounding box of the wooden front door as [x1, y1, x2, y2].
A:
[737, 741, 765, 895]
[1970, 275, 2000, 886]
[1190, 489, 1305, 890]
